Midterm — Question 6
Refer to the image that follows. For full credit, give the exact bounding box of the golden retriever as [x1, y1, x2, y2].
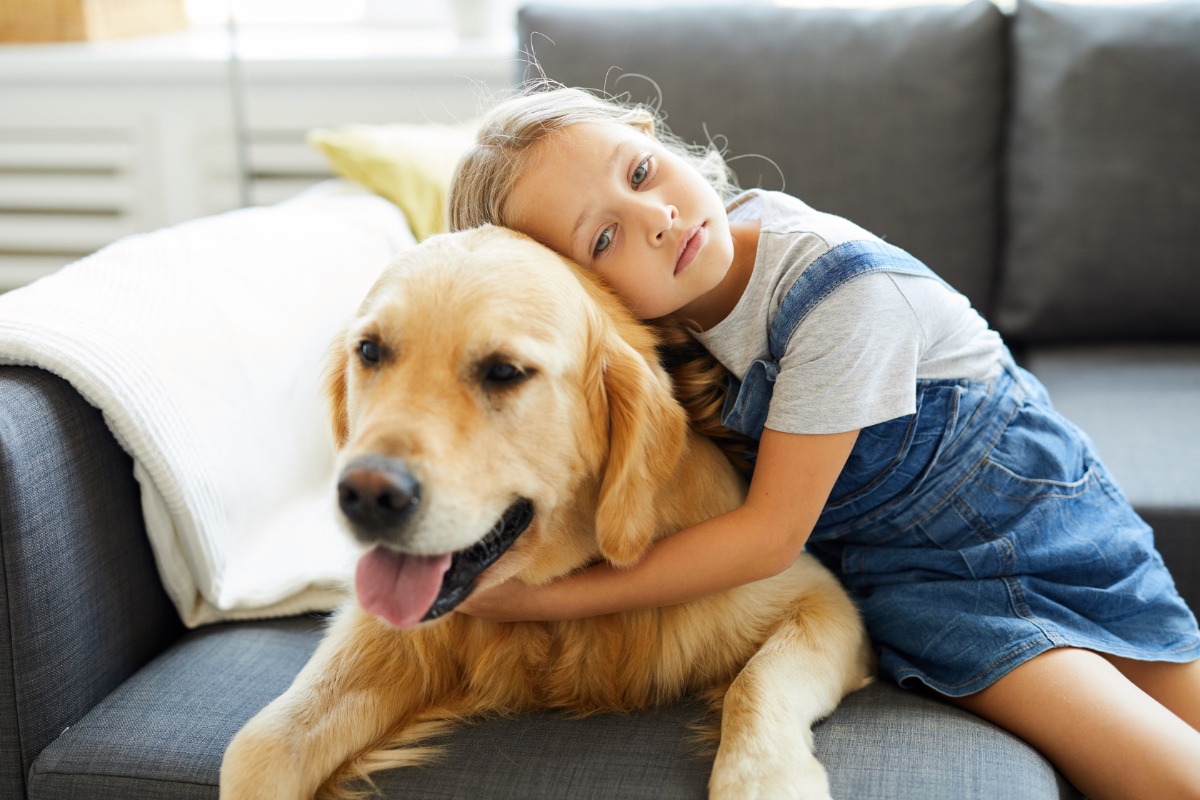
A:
[219, 225, 873, 800]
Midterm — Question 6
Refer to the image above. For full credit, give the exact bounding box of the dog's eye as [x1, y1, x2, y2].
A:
[483, 361, 525, 386]
[358, 340, 380, 366]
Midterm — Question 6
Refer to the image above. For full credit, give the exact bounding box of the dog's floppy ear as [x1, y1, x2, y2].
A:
[322, 331, 350, 449]
[594, 329, 689, 568]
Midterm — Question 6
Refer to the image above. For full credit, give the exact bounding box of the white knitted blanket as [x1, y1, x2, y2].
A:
[0, 185, 415, 626]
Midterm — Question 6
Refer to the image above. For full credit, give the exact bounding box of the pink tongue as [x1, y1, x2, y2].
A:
[355, 546, 453, 629]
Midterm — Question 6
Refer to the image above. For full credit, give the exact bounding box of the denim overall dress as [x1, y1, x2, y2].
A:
[720, 240, 1200, 697]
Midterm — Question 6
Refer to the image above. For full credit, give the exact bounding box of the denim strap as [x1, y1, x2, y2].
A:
[721, 240, 949, 440]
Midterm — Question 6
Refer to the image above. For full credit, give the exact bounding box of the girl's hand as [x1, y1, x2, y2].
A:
[456, 576, 556, 623]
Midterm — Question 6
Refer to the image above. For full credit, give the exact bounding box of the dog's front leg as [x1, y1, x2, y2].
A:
[709, 565, 873, 800]
[220, 605, 443, 800]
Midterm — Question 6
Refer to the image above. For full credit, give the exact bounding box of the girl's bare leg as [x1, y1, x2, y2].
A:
[949, 647, 1200, 800]
[1102, 653, 1200, 731]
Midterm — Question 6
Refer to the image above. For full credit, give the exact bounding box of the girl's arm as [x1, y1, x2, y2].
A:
[457, 427, 860, 622]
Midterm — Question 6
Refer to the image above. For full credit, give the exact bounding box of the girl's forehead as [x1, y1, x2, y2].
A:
[545, 121, 652, 160]
[516, 122, 648, 196]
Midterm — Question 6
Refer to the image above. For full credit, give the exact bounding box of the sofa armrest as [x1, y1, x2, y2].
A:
[0, 366, 184, 798]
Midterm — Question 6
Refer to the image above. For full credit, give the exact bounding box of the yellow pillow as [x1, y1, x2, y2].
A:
[308, 122, 477, 242]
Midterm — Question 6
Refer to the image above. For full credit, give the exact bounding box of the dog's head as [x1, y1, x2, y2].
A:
[325, 226, 689, 628]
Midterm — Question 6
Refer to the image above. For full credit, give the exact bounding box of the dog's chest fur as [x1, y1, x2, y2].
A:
[421, 568, 811, 715]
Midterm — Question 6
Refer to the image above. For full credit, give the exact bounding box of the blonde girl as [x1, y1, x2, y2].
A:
[448, 85, 1200, 799]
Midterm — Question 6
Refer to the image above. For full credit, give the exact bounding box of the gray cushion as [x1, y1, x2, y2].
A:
[518, 1, 1006, 315]
[29, 617, 327, 800]
[30, 616, 1078, 799]
[1024, 345, 1200, 609]
[0, 367, 183, 799]
[997, 0, 1200, 342]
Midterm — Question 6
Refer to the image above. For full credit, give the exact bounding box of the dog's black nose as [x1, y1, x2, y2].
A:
[337, 456, 421, 532]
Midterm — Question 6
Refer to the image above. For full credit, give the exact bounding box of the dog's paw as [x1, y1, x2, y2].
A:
[709, 750, 833, 800]
[220, 723, 309, 800]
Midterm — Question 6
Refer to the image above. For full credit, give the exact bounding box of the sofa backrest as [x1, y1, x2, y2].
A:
[517, 0, 1007, 315]
[997, 0, 1200, 344]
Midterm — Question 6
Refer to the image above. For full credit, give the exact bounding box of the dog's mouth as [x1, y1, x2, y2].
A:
[355, 498, 534, 628]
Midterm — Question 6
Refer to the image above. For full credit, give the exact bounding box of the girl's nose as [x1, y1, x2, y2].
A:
[650, 203, 679, 245]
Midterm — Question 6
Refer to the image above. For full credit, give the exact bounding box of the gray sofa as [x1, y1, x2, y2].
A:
[2, 1, 1197, 797]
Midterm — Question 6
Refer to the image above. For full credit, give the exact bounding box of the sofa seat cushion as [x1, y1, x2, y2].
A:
[1025, 345, 1200, 609]
[29, 617, 1078, 800]
[27, 617, 324, 800]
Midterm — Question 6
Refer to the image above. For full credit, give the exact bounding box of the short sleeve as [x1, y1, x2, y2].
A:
[765, 273, 925, 435]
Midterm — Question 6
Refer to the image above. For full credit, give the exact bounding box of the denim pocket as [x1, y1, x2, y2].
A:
[955, 443, 1109, 583]
[824, 381, 964, 512]
[972, 457, 1100, 501]
[974, 395, 1099, 501]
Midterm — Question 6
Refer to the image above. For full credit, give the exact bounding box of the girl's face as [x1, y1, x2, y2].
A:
[507, 121, 736, 322]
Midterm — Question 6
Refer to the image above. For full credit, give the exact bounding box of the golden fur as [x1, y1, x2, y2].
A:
[220, 226, 873, 800]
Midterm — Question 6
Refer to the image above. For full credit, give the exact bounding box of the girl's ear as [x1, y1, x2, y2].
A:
[594, 328, 689, 568]
[322, 332, 350, 448]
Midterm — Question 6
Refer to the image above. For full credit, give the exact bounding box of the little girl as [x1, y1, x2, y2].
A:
[448, 85, 1200, 799]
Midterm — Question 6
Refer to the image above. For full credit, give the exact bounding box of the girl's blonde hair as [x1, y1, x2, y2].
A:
[449, 84, 739, 231]
[448, 83, 755, 474]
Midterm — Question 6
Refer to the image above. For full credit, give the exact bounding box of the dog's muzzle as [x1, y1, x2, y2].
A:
[420, 497, 535, 621]
[338, 456, 535, 624]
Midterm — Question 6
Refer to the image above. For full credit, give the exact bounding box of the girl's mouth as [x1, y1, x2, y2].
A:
[675, 224, 706, 275]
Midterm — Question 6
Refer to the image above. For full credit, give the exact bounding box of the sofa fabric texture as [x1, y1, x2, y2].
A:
[998, 0, 1200, 342]
[27, 615, 1079, 800]
[0, 368, 184, 798]
[28, 618, 324, 800]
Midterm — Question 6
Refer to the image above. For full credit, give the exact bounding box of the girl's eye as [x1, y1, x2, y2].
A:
[358, 340, 380, 366]
[631, 156, 651, 187]
[594, 226, 614, 256]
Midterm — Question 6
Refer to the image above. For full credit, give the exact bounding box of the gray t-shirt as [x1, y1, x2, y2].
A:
[694, 190, 1005, 435]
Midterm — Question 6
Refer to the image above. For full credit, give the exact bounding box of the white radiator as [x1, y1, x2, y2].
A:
[0, 127, 142, 291]
[0, 27, 511, 293]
